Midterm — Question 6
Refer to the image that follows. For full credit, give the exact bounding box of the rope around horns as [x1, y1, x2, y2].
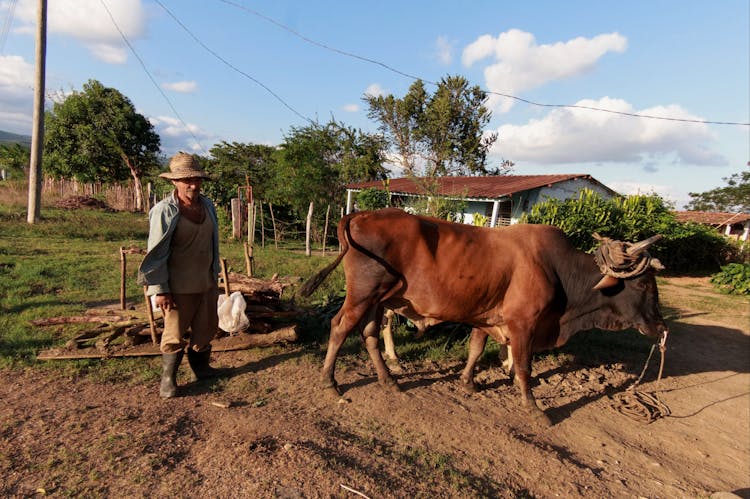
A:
[593, 234, 652, 279]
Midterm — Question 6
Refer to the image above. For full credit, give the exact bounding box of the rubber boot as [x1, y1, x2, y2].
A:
[187, 348, 225, 382]
[159, 351, 183, 399]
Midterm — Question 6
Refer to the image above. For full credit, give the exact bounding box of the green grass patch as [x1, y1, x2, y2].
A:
[1, 204, 744, 384]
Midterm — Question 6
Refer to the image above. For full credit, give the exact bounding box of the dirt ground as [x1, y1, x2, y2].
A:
[1, 277, 748, 498]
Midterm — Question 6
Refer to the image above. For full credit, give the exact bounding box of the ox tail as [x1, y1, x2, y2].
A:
[298, 216, 352, 298]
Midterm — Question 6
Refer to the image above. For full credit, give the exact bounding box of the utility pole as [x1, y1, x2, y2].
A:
[26, 0, 46, 224]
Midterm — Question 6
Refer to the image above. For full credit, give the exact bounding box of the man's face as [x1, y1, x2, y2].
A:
[174, 177, 203, 203]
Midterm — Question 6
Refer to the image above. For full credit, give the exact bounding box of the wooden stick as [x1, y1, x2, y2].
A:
[323, 204, 330, 255]
[220, 258, 230, 296]
[120, 247, 126, 310]
[269, 202, 278, 250]
[143, 286, 158, 345]
[259, 202, 265, 249]
[243, 242, 253, 277]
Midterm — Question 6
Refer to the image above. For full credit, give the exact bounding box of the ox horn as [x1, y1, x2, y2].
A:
[626, 234, 663, 256]
[593, 274, 620, 290]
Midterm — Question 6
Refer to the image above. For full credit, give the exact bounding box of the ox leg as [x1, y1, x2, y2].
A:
[502, 345, 514, 378]
[321, 305, 367, 395]
[510, 334, 551, 427]
[381, 309, 403, 373]
[459, 328, 488, 393]
[363, 308, 400, 391]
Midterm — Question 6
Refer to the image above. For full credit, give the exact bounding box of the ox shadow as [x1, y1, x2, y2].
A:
[337, 318, 750, 425]
[537, 320, 749, 424]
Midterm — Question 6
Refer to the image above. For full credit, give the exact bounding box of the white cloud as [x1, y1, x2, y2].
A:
[342, 103, 359, 113]
[161, 81, 198, 93]
[491, 97, 727, 167]
[88, 43, 128, 64]
[364, 83, 386, 98]
[14, 0, 146, 64]
[462, 29, 627, 112]
[0, 55, 34, 133]
[149, 115, 214, 155]
[434, 36, 454, 65]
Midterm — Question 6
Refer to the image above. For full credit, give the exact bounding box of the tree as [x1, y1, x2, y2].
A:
[271, 120, 388, 220]
[685, 168, 750, 212]
[202, 141, 278, 208]
[43, 79, 161, 211]
[365, 75, 502, 184]
[0, 143, 30, 179]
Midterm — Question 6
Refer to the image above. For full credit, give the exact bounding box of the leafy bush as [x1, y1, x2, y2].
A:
[710, 263, 750, 295]
[522, 190, 732, 272]
[356, 187, 390, 210]
[472, 213, 488, 227]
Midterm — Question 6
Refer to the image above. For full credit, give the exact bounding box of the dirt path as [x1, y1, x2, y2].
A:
[1, 279, 748, 498]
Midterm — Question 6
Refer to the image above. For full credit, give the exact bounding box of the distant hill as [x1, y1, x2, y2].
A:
[0, 130, 32, 148]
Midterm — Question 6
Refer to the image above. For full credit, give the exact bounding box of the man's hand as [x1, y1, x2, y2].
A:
[155, 293, 176, 311]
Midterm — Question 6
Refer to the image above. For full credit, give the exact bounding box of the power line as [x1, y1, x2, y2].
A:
[219, 0, 750, 128]
[0, 0, 19, 54]
[154, 0, 314, 125]
[98, 0, 207, 154]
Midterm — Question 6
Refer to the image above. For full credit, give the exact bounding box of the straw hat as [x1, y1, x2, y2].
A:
[159, 152, 211, 180]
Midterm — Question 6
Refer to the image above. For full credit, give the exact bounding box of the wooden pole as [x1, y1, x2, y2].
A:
[243, 242, 254, 277]
[247, 202, 255, 244]
[269, 203, 278, 250]
[323, 204, 330, 255]
[259, 202, 265, 249]
[250, 201, 256, 246]
[119, 247, 127, 310]
[143, 287, 158, 345]
[305, 201, 314, 256]
[231, 198, 241, 239]
[220, 258, 230, 296]
[339, 207, 344, 252]
[26, 0, 47, 224]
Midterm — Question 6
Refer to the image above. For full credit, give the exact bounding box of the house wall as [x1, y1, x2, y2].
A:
[463, 178, 617, 226]
[347, 177, 618, 226]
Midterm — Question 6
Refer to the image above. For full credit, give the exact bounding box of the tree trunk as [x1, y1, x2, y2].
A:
[121, 153, 144, 212]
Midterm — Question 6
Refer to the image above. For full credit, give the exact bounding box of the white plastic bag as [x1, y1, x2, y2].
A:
[217, 291, 250, 333]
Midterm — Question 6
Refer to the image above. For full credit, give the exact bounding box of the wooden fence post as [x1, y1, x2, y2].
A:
[119, 247, 127, 310]
[269, 202, 278, 250]
[323, 204, 330, 254]
[259, 202, 265, 249]
[248, 201, 255, 245]
[243, 242, 254, 277]
[305, 201, 314, 256]
[231, 198, 241, 239]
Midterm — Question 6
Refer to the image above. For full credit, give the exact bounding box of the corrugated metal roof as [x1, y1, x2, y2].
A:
[348, 174, 606, 199]
[673, 211, 750, 225]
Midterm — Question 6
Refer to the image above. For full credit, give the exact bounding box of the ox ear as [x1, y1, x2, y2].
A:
[593, 274, 620, 290]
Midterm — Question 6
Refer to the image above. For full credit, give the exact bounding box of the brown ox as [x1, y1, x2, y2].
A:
[300, 208, 667, 424]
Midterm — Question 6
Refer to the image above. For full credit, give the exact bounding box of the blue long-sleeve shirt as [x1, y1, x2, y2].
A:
[137, 191, 220, 296]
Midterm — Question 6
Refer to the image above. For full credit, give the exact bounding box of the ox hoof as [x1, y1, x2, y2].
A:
[385, 360, 404, 374]
[382, 380, 402, 392]
[459, 378, 479, 393]
[321, 381, 342, 398]
[528, 406, 552, 427]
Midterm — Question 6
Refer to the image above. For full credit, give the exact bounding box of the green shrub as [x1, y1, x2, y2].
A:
[472, 213, 488, 227]
[710, 263, 750, 295]
[356, 187, 390, 210]
[522, 190, 732, 272]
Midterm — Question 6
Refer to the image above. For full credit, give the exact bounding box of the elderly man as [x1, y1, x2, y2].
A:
[138, 152, 223, 398]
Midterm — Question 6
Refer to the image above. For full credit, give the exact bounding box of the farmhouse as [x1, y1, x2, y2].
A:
[346, 174, 619, 227]
[673, 211, 750, 242]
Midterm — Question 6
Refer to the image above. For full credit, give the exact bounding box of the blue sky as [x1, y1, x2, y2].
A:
[1, 0, 748, 209]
